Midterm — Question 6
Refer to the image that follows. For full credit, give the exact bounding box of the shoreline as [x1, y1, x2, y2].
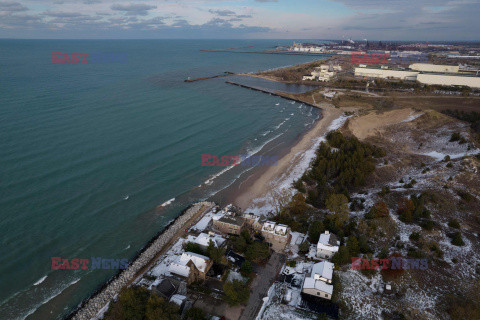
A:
[233, 102, 344, 212]
[65, 61, 341, 320]
[67, 202, 215, 320]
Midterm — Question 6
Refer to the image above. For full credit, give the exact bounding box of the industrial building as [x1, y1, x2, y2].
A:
[354, 66, 419, 81]
[417, 73, 480, 89]
[355, 63, 480, 88]
[409, 63, 459, 73]
[303, 64, 341, 82]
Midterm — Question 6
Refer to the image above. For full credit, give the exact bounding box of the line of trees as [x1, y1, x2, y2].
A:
[298, 130, 385, 209]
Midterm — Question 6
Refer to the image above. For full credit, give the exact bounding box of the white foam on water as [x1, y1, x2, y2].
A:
[33, 276, 47, 286]
[160, 198, 175, 207]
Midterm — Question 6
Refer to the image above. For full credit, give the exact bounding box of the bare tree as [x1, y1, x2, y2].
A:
[267, 188, 292, 216]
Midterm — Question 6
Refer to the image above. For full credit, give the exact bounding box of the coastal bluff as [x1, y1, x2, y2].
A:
[69, 201, 216, 320]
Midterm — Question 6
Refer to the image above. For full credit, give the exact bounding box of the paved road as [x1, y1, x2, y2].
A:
[239, 252, 286, 320]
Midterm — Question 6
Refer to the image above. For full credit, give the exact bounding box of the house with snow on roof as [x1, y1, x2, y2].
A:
[302, 261, 334, 300]
[317, 230, 340, 259]
[190, 232, 226, 250]
[168, 252, 213, 284]
[261, 221, 292, 252]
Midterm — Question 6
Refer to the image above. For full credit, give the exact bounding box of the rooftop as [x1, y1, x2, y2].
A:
[303, 277, 333, 294]
[178, 252, 210, 273]
[318, 231, 340, 248]
[191, 232, 226, 248]
[312, 261, 334, 281]
[218, 215, 245, 227]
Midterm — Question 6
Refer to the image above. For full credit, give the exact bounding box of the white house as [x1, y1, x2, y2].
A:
[317, 231, 340, 259]
[168, 252, 213, 284]
[191, 232, 226, 249]
[302, 261, 334, 300]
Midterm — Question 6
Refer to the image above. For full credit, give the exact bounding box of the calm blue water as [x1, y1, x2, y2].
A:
[0, 39, 324, 320]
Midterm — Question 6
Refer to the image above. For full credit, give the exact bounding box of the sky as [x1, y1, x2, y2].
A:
[0, 0, 479, 40]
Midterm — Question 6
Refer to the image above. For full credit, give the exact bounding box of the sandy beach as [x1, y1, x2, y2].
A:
[234, 102, 344, 212]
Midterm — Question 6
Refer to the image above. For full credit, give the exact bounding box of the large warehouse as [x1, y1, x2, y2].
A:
[417, 73, 480, 88]
[409, 63, 459, 73]
[354, 67, 419, 80]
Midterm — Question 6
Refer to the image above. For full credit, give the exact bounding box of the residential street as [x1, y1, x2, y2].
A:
[239, 252, 286, 320]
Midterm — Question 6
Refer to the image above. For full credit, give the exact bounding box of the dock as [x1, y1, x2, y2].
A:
[225, 80, 318, 108]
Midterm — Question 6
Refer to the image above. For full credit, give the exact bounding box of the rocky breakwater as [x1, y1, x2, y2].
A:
[70, 201, 216, 320]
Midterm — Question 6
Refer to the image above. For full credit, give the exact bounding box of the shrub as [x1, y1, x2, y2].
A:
[299, 240, 310, 254]
[347, 236, 360, 257]
[450, 232, 465, 246]
[350, 197, 365, 211]
[326, 193, 350, 227]
[369, 201, 389, 218]
[378, 247, 389, 259]
[446, 162, 453, 168]
[448, 219, 461, 229]
[429, 242, 444, 258]
[232, 236, 247, 253]
[397, 197, 415, 222]
[245, 242, 270, 263]
[458, 190, 474, 202]
[240, 260, 253, 276]
[409, 232, 421, 241]
[379, 186, 391, 196]
[308, 220, 325, 243]
[421, 219, 434, 230]
[223, 280, 250, 305]
[206, 241, 225, 264]
[407, 248, 425, 259]
[450, 132, 462, 142]
[105, 286, 180, 320]
[331, 246, 350, 265]
[184, 242, 204, 255]
[360, 267, 377, 278]
[185, 307, 207, 320]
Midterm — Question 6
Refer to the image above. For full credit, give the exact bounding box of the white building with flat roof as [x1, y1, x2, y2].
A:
[410, 63, 459, 73]
[417, 73, 480, 89]
[355, 67, 419, 80]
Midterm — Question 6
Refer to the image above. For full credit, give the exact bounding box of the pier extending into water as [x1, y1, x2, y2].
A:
[225, 80, 318, 108]
[184, 72, 234, 82]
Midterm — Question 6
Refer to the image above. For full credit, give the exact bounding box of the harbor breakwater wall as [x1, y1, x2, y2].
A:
[225, 81, 318, 108]
[67, 201, 216, 320]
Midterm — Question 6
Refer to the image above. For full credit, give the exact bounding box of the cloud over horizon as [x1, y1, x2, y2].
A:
[0, 0, 478, 40]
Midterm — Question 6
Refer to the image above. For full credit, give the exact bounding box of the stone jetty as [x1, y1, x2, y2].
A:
[70, 201, 216, 320]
